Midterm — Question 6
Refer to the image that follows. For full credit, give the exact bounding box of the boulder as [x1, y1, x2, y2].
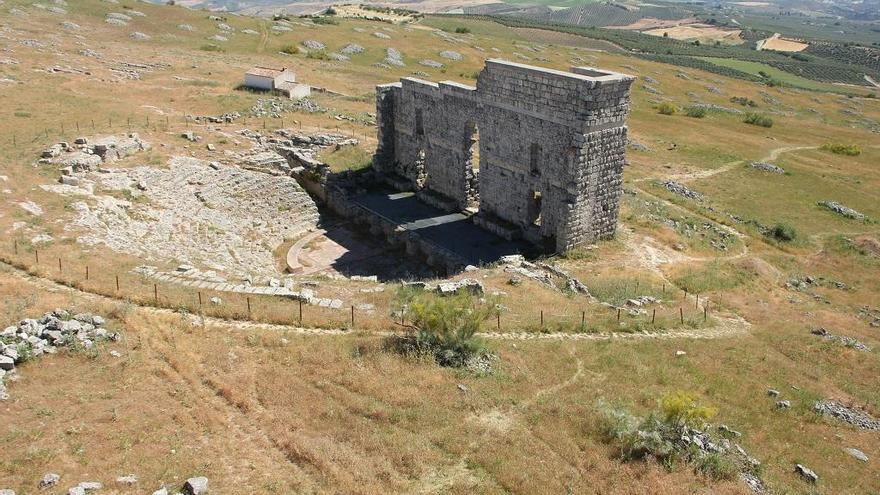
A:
[184, 477, 208, 495]
[0, 355, 14, 371]
[795, 464, 818, 483]
[845, 448, 868, 462]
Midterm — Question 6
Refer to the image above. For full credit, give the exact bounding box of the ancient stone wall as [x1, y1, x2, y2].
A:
[374, 59, 633, 253]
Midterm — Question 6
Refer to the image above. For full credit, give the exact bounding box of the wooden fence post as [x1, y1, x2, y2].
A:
[652, 308, 656, 325]
[198, 291, 202, 306]
[116, 274, 120, 292]
[351, 306, 355, 327]
[540, 310, 544, 327]
[680, 307, 684, 324]
[85, 265, 89, 281]
[247, 297, 251, 316]
[58, 257, 62, 272]
[617, 308, 621, 322]
[298, 299, 303, 325]
[35, 249, 39, 264]
[497, 312, 500, 330]
[581, 310, 585, 329]
[154, 283, 158, 303]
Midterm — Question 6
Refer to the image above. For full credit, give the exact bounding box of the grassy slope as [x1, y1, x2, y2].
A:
[0, 1, 879, 493]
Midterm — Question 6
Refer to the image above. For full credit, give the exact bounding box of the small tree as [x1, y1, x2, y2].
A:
[767, 223, 797, 242]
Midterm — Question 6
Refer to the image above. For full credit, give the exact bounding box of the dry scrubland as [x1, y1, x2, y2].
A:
[1, 1, 879, 493]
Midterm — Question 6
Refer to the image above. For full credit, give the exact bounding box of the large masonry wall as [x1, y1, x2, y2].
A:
[374, 59, 633, 253]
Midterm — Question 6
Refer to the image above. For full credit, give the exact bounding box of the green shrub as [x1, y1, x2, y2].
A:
[200, 44, 224, 52]
[660, 390, 717, 427]
[306, 50, 330, 60]
[730, 96, 757, 107]
[455, 27, 471, 34]
[767, 223, 797, 242]
[390, 291, 495, 367]
[684, 105, 707, 118]
[311, 16, 338, 25]
[280, 44, 299, 55]
[743, 112, 773, 128]
[657, 102, 678, 115]
[821, 143, 861, 156]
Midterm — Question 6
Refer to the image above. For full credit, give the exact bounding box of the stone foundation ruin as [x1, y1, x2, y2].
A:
[373, 59, 634, 253]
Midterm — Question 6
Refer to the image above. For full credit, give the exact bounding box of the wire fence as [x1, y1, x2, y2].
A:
[2, 239, 720, 336]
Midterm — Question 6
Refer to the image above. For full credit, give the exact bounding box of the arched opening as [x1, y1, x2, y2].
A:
[465, 121, 480, 209]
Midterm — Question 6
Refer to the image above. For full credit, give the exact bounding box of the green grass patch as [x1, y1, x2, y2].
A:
[673, 260, 755, 293]
[319, 146, 373, 173]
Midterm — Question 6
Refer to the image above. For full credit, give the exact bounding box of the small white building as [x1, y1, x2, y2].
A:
[243, 66, 310, 98]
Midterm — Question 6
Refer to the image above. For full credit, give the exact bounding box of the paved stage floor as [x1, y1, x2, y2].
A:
[351, 190, 535, 267]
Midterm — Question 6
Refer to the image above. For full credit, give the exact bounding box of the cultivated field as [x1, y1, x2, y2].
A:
[643, 24, 745, 45]
[1, 1, 879, 494]
[757, 33, 809, 52]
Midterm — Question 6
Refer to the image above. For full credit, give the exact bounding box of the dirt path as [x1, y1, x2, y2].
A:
[635, 144, 819, 184]
[2, 260, 750, 342]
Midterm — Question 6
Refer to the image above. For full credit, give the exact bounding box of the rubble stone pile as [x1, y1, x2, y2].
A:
[1, 310, 117, 400]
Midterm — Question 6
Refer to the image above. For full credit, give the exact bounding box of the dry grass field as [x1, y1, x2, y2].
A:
[1, 1, 879, 494]
[758, 34, 809, 52]
[643, 24, 745, 45]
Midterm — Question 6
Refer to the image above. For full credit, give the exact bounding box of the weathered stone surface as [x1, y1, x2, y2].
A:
[374, 60, 633, 253]
[844, 447, 868, 462]
[40, 473, 61, 488]
[184, 476, 208, 495]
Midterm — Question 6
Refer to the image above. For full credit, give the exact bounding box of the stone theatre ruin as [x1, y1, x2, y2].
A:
[373, 59, 634, 253]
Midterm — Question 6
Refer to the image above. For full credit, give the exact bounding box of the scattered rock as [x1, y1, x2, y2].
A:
[116, 474, 137, 486]
[40, 473, 61, 488]
[662, 181, 704, 201]
[794, 464, 818, 484]
[184, 476, 208, 495]
[372, 32, 391, 39]
[675, 350, 687, 357]
[129, 32, 151, 41]
[439, 50, 462, 61]
[340, 43, 364, 55]
[818, 201, 865, 220]
[1, 310, 117, 400]
[749, 161, 785, 174]
[436, 278, 483, 296]
[302, 40, 326, 50]
[844, 447, 868, 462]
[811, 327, 871, 351]
[815, 400, 880, 430]
[384, 47, 404, 67]
[767, 389, 780, 397]
[776, 400, 791, 409]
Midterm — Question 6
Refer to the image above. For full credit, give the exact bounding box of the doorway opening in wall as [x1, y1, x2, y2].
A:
[415, 109, 424, 136]
[465, 121, 480, 209]
[527, 190, 542, 227]
[529, 143, 541, 176]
